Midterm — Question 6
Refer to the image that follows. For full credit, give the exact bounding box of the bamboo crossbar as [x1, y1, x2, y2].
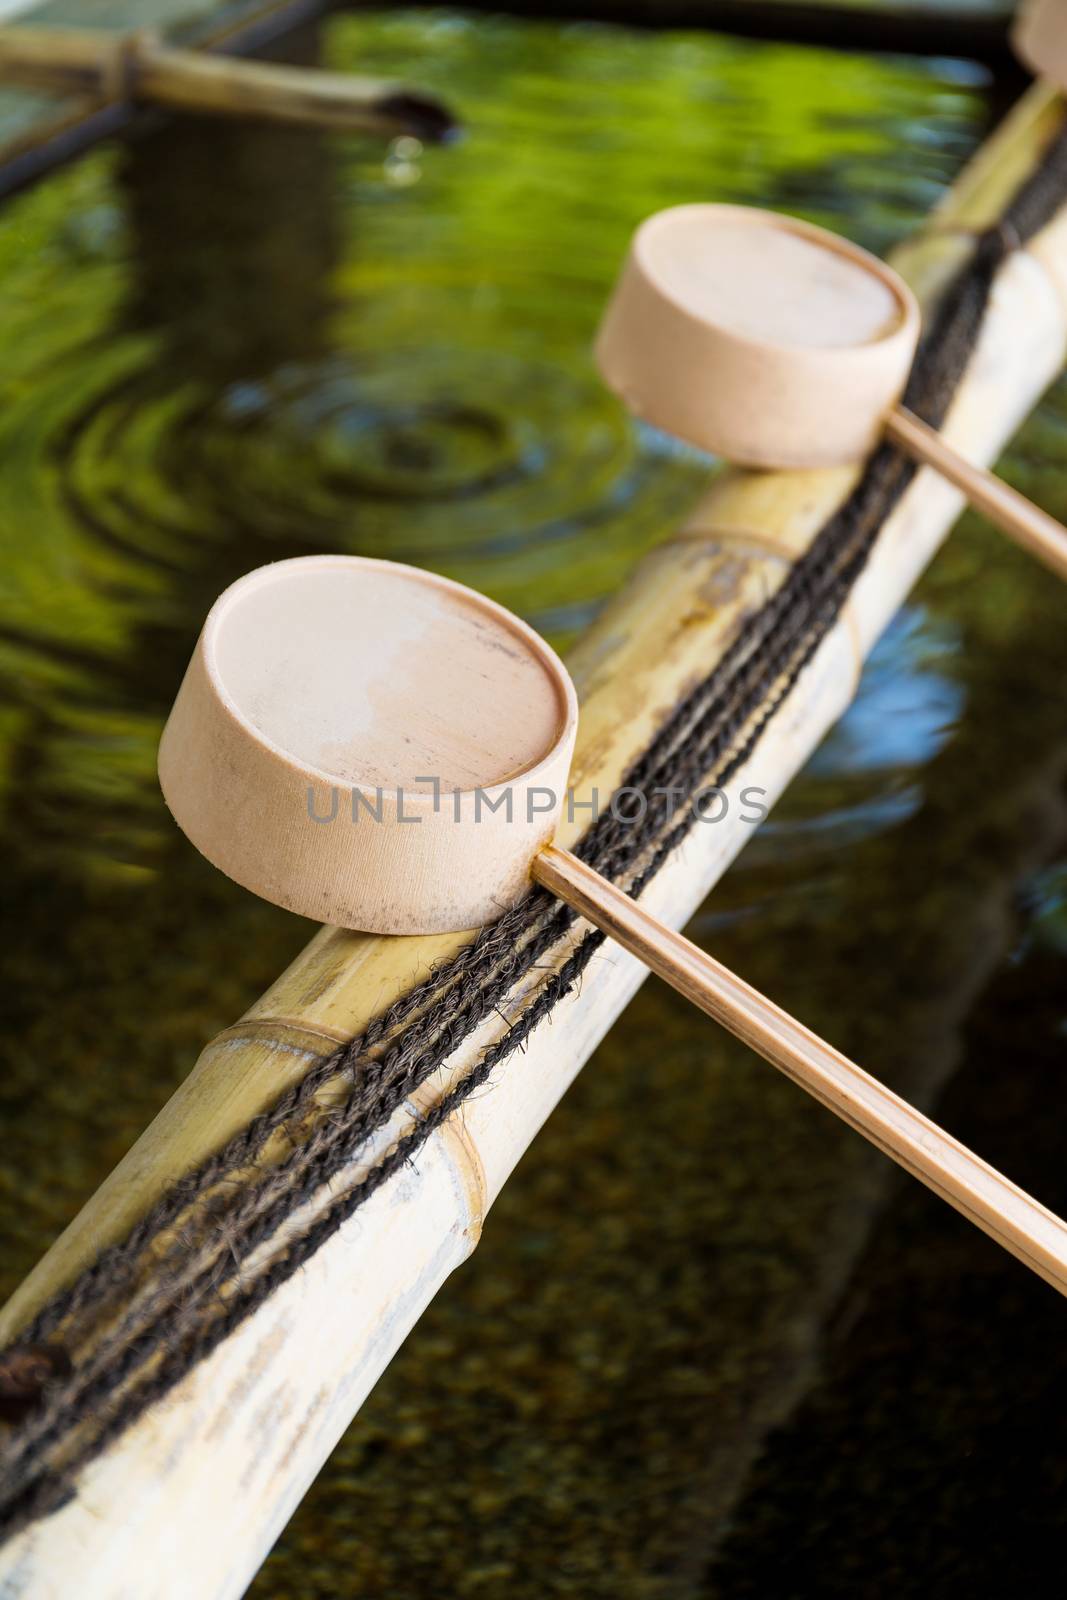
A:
[0, 24, 457, 140]
[0, 81, 1066, 1600]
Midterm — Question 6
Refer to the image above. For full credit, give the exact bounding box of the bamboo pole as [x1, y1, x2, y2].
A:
[0, 25, 457, 141]
[0, 81, 1065, 1600]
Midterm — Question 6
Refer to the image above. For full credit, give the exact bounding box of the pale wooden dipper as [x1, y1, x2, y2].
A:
[597, 203, 1067, 581]
[160, 554, 1067, 1298]
[1014, 0, 1067, 96]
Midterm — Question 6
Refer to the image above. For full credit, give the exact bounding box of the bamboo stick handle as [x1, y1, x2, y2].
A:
[533, 844, 1067, 1296]
[886, 404, 1067, 581]
[0, 26, 457, 142]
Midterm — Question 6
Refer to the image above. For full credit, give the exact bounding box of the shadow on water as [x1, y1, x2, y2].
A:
[0, 8, 1064, 1596]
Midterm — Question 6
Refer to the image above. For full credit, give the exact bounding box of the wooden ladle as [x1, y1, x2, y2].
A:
[596, 204, 1067, 582]
[160, 554, 1067, 1296]
[1014, 0, 1067, 96]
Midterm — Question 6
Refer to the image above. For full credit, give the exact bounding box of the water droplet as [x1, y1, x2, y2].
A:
[384, 137, 423, 187]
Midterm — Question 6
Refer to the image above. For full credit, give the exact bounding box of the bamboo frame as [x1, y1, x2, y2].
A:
[0, 81, 1065, 1600]
[0, 24, 456, 139]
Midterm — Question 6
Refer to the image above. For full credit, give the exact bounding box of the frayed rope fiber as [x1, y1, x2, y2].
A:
[2, 118, 1067, 1538]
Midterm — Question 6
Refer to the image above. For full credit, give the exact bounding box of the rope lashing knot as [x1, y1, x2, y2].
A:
[0, 1346, 71, 1426]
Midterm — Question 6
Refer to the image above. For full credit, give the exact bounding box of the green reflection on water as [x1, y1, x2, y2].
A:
[0, 9, 1064, 1596]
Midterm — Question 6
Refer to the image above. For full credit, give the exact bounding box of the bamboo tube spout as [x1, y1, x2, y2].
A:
[0, 25, 459, 142]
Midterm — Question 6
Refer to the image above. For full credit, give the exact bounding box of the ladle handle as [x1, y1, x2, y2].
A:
[0, 26, 456, 142]
[533, 843, 1067, 1297]
[886, 405, 1067, 582]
